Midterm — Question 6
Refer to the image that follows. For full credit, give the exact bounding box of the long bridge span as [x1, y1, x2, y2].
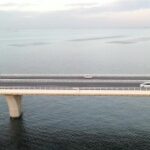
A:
[0, 74, 150, 119]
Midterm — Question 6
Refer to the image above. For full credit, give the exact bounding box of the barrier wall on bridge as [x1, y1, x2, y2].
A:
[1, 89, 150, 96]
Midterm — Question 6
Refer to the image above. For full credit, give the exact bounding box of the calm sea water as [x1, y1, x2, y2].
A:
[0, 28, 150, 150]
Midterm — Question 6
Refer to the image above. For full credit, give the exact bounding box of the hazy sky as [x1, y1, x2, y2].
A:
[0, 0, 150, 29]
[0, 0, 117, 11]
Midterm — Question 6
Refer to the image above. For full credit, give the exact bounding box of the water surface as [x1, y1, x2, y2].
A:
[0, 28, 150, 150]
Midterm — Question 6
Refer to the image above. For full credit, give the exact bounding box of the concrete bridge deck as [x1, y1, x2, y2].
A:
[0, 74, 150, 119]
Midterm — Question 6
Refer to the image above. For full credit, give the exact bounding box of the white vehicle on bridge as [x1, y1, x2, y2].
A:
[140, 82, 150, 88]
[83, 74, 93, 79]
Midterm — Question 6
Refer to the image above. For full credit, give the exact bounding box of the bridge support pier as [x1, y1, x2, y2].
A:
[6, 95, 22, 119]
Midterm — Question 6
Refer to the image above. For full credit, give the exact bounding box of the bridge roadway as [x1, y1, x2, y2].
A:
[0, 74, 150, 90]
[0, 74, 150, 119]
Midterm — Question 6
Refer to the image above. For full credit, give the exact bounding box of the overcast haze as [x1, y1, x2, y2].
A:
[0, 0, 150, 29]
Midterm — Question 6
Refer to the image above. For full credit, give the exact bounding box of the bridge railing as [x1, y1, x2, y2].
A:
[0, 86, 150, 91]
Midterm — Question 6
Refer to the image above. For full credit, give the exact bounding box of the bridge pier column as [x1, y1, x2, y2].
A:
[6, 95, 22, 119]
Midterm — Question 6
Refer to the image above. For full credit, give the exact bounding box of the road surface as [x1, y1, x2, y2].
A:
[0, 74, 150, 90]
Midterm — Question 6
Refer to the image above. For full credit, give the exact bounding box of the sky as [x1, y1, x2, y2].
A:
[0, 0, 117, 12]
[0, 0, 150, 29]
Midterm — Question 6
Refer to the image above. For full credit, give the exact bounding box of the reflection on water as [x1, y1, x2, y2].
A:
[0, 117, 28, 150]
[8, 118, 29, 150]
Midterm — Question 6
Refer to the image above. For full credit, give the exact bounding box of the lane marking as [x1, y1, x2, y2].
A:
[0, 79, 147, 83]
[1, 74, 150, 77]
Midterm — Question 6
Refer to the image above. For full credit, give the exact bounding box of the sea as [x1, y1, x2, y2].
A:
[0, 28, 150, 150]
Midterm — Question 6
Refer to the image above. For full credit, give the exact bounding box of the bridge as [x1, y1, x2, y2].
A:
[0, 74, 150, 119]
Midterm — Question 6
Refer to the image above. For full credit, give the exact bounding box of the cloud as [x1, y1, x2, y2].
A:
[108, 37, 150, 44]
[0, 2, 36, 11]
[109, 0, 150, 11]
[0, 9, 150, 30]
[70, 35, 125, 42]
[0, 2, 32, 7]
[80, 0, 150, 13]
[0, 0, 149, 13]
[66, 2, 99, 8]
[0, 3, 18, 7]
[0, 0, 150, 29]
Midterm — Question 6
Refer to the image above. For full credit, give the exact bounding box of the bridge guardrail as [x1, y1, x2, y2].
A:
[0, 86, 150, 91]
